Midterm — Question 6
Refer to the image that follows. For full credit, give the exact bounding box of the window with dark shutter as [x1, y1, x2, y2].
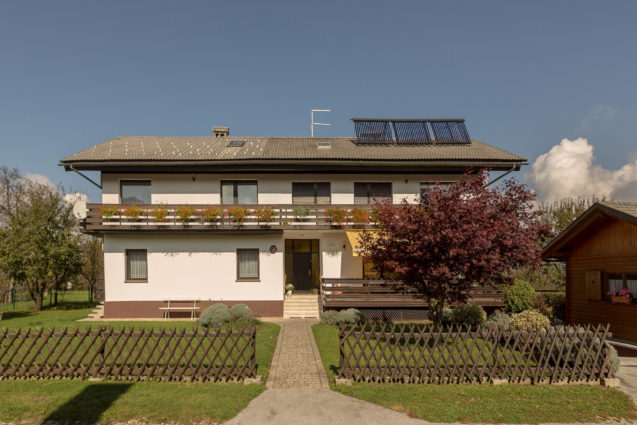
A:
[292, 182, 331, 204]
[354, 182, 392, 204]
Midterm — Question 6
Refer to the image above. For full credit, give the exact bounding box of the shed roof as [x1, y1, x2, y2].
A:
[542, 201, 637, 259]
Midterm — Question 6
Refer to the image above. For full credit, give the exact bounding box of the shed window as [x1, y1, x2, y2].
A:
[121, 181, 151, 204]
[606, 273, 637, 299]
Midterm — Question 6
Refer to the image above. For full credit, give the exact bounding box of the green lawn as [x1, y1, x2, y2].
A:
[0, 380, 264, 424]
[0, 291, 281, 424]
[312, 323, 637, 423]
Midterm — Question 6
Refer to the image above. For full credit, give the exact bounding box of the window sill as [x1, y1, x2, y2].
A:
[590, 299, 637, 308]
[125, 280, 148, 283]
[236, 279, 260, 282]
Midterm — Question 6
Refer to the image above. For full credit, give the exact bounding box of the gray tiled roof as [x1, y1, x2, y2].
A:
[598, 201, 637, 220]
[60, 136, 525, 163]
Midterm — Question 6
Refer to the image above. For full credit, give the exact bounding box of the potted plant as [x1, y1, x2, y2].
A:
[176, 205, 198, 224]
[285, 283, 294, 298]
[227, 207, 248, 225]
[123, 205, 144, 222]
[254, 206, 276, 226]
[98, 205, 120, 221]
[325, 207, 348, 227]
[201, 206, 223, 223]
[609, 288, 633, 304]
[349, 207, 369, 228]
[293, 206, 310, 222]
[150, 205, 169, 223]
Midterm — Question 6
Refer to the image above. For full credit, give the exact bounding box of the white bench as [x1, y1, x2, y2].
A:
[158, 300, 200, 319]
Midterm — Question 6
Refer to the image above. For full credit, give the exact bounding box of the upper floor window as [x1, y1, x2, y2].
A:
[354, 182, 392, 205]
[292, 182, 331, 205]
[120, 181, 151, 204]
[420, 181, 450, 202]
[221, 181, 257, 205]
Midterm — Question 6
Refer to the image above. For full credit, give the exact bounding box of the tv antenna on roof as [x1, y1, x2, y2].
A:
[311, 109, 331, 137]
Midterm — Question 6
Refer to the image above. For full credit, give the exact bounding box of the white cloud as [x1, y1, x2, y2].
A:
[529, 138, 637, 202]
[578, 104, 617, 131]
[64, 192, 89, 205]
[23, 173, 58, 190]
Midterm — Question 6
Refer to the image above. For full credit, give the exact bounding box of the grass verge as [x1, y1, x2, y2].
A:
[0, 380, 264, 424]
[312, 323, 637, 423]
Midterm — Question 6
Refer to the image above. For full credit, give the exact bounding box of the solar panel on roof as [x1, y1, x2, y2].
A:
[227, 140, 245, 147]
[429, 120, 471, 144]
[391, 120, 432, 144]
[352, 119, 393, 143]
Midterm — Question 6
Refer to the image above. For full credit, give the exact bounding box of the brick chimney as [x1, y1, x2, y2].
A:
[212, 126, 229, 138]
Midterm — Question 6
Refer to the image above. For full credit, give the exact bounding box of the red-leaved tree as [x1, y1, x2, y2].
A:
[359, 170, 552, 324]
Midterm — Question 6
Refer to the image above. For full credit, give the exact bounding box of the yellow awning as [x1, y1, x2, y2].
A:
[345, 230, 378, 256]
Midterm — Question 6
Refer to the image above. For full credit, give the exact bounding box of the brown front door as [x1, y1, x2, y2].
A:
[285, 239, 320, 292]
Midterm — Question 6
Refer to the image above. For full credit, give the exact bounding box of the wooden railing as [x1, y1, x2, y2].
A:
[0, 326, 256, 381]
[321, 278, 504, 309]
[83, 203, 377, 232]
[338, 323, 614, 384]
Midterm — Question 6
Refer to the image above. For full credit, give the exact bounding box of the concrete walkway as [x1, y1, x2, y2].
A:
[265, 319, 329, 389]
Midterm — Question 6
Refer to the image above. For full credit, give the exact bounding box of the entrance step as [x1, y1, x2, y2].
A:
[88, 303, 104, 319]
[284, 294, 319, 319]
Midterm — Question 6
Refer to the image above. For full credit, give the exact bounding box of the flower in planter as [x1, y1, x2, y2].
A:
[608, 287, 633, 299]
[99, 205, 120, 219]
[349, 207, 369, 225]
[254, 206, 276, 223]
[226, 206, 248, 224]
[201, 206, 223, 222]
[123, 205, 144, 222]
[150, 205, 169, 222]
[325, 207, 348, 225]
[176, 205, 198, 223]
[285, 283, 295, 292]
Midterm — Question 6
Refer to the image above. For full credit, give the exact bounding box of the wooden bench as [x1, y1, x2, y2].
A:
[158, 300, 200, 319]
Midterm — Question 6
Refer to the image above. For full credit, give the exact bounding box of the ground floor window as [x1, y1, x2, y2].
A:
[607, 273, 637, 298]
[362, 259, 380, 279]
[125, 249, 148, 282]
[237, 249, 260, 281]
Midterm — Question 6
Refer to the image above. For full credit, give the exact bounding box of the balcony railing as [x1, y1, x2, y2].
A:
[82, 204, 377, 232]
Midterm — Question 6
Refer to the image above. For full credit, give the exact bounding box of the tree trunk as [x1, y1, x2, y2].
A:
[34, 291, 44, 312]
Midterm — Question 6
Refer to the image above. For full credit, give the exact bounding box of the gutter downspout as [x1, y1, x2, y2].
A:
[67, 165, 102, 189]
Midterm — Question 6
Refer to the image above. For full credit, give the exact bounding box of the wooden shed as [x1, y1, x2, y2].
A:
[543, 201, 637, 341]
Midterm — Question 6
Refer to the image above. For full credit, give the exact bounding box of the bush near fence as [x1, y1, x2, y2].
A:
[0, 326, 256, 382]
[338, 323, 613, 384]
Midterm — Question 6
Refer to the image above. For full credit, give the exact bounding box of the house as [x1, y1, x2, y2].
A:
[542, 201, 637, 341]
[60, 119, 525, 319]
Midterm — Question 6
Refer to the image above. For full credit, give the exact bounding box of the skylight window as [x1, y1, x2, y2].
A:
[317, 141, 331, 148]
[227, 140, 245, 147]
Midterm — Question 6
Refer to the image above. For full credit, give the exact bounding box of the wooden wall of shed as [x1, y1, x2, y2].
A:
[566, 218, 637, 341]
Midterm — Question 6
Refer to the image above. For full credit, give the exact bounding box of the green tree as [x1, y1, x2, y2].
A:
[0, 183, 82, 311]
[80, 236, 103, 303]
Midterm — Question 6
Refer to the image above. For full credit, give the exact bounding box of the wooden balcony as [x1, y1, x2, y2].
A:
[320, 278, 504, 310]
[82, 204, 377, 233]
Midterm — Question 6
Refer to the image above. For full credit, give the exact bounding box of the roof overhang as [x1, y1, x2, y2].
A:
[60, 159, 526, 173]
[542, 202, 637, 260]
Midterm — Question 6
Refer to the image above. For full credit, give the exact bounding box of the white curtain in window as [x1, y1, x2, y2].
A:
[238, 250, 259, 278]
[127, 251, 147, 280]
[121, 183, 151, 204]
[237, 184, 257, 204]
[609, 277, 623, 293]
[627, 275, 637, 298]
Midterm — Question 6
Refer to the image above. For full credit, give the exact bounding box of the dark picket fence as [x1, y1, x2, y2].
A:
[0, 326, 256, 381]
[338, 323, 614, 384]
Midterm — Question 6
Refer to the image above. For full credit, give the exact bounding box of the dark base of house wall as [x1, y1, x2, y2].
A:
[104, 300, 284, 319]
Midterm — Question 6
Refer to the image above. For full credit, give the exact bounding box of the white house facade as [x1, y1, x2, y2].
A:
[60, 120, 525, 318]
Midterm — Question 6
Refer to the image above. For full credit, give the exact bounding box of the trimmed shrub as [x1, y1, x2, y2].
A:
[544, 292, 566, 321]
[336, 308, 365, 324]
[320, 310, 339, 325]
[550, 327, 620, 375]
[450, 304, 486, 327]
[199, 303, 230, 328]
[229, 303, 254, 324]
[441, 307, 453, 326]
[484, 311, 511, 331]
[608, 344, 621, 375]
[510, 310, 550, 332]
[503, 279, 536, 313]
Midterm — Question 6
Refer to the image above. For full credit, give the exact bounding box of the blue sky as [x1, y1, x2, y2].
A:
[1, 1, 636, 202]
